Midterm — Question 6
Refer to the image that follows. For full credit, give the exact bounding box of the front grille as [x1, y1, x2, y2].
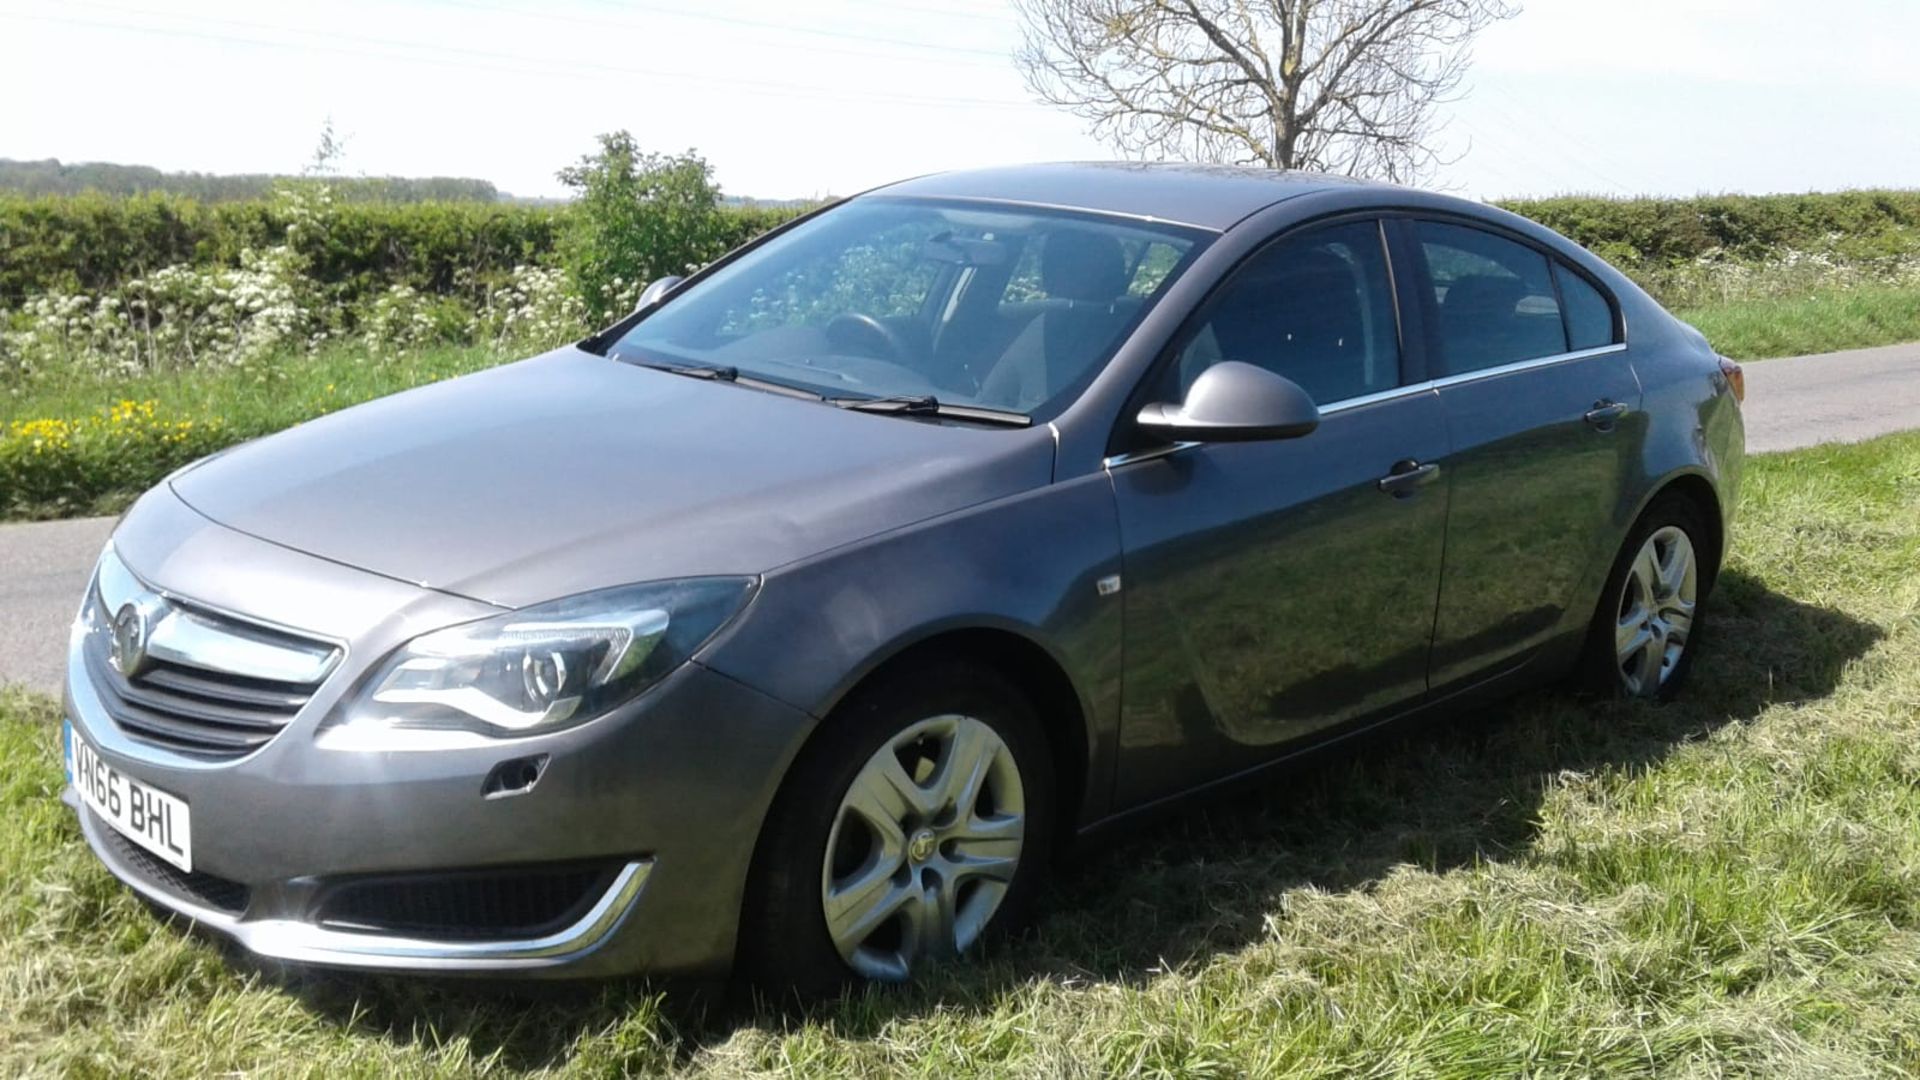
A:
[80, 586, 337, 760]
[93, 812, 251, 915]
[85, 632, 322, 759]
[314, 863, 621, 942]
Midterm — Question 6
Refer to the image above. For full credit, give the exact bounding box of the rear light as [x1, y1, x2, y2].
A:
[1717, 356, 1745, 403]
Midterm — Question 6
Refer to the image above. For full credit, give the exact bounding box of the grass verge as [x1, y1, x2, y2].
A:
[1678, 282, 1920, 360]
[3, 432, 1920, 1074]
[0, 345, 512, 520]
[5, 278, 1920, 522]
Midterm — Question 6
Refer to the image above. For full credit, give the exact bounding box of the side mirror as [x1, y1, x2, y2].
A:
[633, 275, 684, 314]
[1136, 361, 1320, 443]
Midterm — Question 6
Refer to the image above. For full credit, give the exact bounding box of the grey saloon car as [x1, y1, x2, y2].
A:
[61, 163, 1744, 989]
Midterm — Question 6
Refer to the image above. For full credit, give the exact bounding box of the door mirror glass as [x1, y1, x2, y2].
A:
[633, 275, 684, 314]
[1137, 361, 1320, 443]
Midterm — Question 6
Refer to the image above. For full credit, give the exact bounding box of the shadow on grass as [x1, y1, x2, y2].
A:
[203, 569, 1882, 1068]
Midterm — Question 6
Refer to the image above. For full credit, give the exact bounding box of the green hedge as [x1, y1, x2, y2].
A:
[11, 187, 1916, 311]
[0, 193, 803, 308]
[1498, 190, 1920, 266]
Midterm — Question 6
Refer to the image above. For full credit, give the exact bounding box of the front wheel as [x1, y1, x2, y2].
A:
[1581, 494, 1713, 700]
[740, 661, 1055, 994]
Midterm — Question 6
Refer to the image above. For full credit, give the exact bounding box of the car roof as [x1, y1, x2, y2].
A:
[869, 161, 1399, 232]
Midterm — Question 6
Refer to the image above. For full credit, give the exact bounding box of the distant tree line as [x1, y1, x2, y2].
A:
[0, 158, 507, 203]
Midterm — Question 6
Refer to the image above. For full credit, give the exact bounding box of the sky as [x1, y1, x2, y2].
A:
[2, 0, 1916, 202]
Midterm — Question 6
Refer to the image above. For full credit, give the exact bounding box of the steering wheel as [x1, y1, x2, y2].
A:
[825, 312, 908, 361]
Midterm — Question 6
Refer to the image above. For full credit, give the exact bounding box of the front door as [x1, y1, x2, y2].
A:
[1109, 220, 1450, 808]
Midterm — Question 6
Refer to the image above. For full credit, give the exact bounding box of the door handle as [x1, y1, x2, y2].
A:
[1584, 400, 1631, 430]
[1377, 460, 1441, 496]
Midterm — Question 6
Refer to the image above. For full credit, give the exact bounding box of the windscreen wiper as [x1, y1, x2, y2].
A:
[828, 394, 1032, 427]
[628, 359, 824, 401]
[631, 359, 738, 381]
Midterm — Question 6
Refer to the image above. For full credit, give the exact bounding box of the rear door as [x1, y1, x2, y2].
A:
[1109, 219, 1451, 808]
[1406, 219, 1641, 688]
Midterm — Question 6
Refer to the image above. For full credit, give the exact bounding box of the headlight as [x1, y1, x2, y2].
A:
[320, 577, 755, 750]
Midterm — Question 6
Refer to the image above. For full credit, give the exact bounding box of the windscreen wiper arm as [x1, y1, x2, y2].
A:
[632, 359, 738, 381]
[828, 394, 1032, 427]
[628, 359, 824, 401]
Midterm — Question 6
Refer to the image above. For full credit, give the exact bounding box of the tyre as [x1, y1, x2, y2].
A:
[1580, 493, 1713, 700]
[740, 659, 1055, 994]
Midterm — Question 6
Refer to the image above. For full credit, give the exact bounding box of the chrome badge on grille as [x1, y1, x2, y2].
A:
[108, 595, 162, 678]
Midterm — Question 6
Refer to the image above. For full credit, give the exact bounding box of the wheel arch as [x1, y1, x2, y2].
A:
[1629, 468, 1727, 587]
[814, 623, 1094, 846]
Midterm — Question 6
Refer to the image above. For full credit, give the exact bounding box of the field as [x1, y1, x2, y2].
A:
[4, 431, 1918, 1076]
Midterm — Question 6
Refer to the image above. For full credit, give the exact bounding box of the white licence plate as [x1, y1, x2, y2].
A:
[65, 721, 194, 873]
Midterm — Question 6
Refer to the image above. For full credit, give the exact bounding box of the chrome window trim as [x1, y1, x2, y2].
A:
[1426, 342, 1627, 391]
[1101, 342, 1628, 469]
[1103, 440, 1200, 469]
[872, 193, 1221, 234]
[1317, 381, 1438, 416]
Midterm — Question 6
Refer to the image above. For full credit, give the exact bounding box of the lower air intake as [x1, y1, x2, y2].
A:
[312, 862, 623, 942]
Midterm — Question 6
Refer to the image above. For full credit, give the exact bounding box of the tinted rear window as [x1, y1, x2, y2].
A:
[1416, 222, 1568, 375]
[1555, 262, 1618, 351]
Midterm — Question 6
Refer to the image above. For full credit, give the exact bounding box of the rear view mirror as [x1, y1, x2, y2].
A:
[1136, 361, 1320, 443]
[633, 275, 684, 314]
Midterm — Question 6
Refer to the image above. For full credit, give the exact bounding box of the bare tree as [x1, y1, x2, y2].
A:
[1015, 0, 1519, 183]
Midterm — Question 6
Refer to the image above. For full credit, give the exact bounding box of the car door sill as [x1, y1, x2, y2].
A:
[1075, 655, 1539, 846]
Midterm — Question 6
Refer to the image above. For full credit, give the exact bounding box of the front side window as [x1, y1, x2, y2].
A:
[610, 198, 1204, 418]
[1162, 220, 1401, 406]
[1417, 221, 1567, 375]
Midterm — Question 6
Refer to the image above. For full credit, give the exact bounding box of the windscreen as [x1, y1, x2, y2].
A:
[609, 198, 1205, 418]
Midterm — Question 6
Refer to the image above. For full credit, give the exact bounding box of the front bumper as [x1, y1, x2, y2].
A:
[67, 788, 653, 971]
[63, 491, 815, 977]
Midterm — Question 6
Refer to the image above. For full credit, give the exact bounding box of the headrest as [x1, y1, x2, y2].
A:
[1210, 247, 1364, 363]
[1041, 229, 1130, 303]
[1266, 248, 1354, 290]
[1442, 275, 1526, 320]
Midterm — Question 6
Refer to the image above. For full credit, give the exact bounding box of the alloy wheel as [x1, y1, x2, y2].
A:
[820, 713, 1025, 982]
[1614, 524, 1698, 697]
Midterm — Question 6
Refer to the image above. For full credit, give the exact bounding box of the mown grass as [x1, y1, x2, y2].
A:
[1677, 282, 1920, 360]
[3, 432, 1919, 1074]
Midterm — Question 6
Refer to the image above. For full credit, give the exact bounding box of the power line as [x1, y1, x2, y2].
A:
[1448, 113, 1621, 198]
[51, 0, 1013, 71]
[530, 0, 1010, 59]
[428, 0, 1010, 68]
[1, 6, 1036, 111]
[829, 0, 1015, 26]
[1473, 84, 1648, 194]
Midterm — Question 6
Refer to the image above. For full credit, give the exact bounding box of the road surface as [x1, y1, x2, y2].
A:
[1739, 342, 1920, 453]
[2, 343, 1916, 695]
[1, 516, 114, 696]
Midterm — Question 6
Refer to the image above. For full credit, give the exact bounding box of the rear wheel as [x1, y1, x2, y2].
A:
[741, 660, 1054, 994]
[1581, 494, 1712, 700]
